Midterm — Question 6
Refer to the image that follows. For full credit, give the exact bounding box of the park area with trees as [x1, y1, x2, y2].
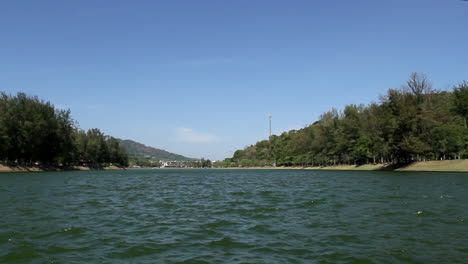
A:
[218, 73, 468, 168]
[0, 92, 128, 168]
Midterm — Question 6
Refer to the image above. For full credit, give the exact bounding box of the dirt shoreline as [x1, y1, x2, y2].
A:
[0, 165, 125, 173]
[215, 160, 468, 172]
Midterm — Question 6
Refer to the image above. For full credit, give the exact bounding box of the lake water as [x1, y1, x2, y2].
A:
[0, 169, 467, 263]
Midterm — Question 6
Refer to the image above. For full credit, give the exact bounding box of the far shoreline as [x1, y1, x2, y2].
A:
[1, 160, 467, 173]
[0, 165, 126, 173]
[213, 160, 468, 173]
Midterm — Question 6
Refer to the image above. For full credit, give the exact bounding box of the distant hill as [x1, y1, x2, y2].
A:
[118, 139, 193, 161]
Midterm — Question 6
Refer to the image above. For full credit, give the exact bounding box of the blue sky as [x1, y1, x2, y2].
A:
[1, 0, 467, 160]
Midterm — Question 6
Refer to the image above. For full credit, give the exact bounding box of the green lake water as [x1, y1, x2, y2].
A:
[0, 169, 467, 263]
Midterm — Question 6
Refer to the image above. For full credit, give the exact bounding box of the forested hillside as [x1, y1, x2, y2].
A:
[218, 73, 468, 167]
[118, 139, 192, 161]
[0, 92, 129, 167]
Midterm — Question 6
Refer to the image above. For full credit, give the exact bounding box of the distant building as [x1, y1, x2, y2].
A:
[160, 160, 191, 168]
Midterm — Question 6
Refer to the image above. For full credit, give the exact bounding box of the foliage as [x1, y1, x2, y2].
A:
[189, 158, 212, 168]
[224, 74, 468, 167]
[129, 158, 160, 167]
[452, 81, 468, 127]
[0, 92, 129, 167]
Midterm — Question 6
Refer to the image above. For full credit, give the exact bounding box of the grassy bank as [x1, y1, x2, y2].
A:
[392, 160, 468, 172]
[303, 160, 468, 172]
[0, 165, 125, 173]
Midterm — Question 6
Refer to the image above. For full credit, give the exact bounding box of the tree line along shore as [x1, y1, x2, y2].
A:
[0, 92, 129, 169]
[214, 73, 468, 170]
[2, 73, 468, 173]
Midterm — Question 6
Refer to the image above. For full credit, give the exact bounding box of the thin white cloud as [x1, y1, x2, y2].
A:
[175, 127, 220, 143]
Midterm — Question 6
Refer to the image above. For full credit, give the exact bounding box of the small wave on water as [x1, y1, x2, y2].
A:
[114, 243, 170, 258]
[257, 190, 274, 197]
[208, 236, 254, 249]
[296, 199, 322, 209]
[202, 219, 237, 229]
[31, 226, 87, 239]
[229, 191, 249, 196]
[247, 224, 277, 235]
[412, 210, 436, 216]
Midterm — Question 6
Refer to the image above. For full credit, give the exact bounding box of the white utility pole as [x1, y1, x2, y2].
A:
[269, 114, 272, 138]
